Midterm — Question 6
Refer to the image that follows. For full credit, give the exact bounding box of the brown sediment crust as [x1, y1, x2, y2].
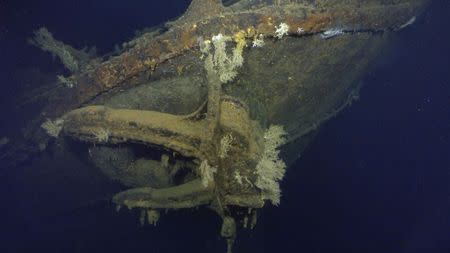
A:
[113, 179, 215, 209]
[63, 105, 207, 159]
[44, 1, 425, 117]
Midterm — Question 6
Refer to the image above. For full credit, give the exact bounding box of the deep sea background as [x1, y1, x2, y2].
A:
[0, 1, 449, 253]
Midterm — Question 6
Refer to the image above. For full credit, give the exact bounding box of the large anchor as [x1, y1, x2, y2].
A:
[61, 53, 268, 251]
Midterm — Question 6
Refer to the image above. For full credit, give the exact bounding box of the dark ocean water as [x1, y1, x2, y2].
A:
[0, 1, 449, 253]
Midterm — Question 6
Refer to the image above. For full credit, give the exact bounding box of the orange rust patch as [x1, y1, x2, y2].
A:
[143, 58, 158, 71]
[296, 13, 332, 32]
[161, 39, 174, 53]
[95, 65, 118, 89]
[124, 57, 145, 75]
[179, 29, 197, 50]
[93, 52, 147, 89]
[143, 42, 162, 60]
[256, 16, 276, 34]
[114, 54, 144, 83]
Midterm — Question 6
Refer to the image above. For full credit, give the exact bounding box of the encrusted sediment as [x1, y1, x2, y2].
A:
[63, 105, 206, 159]
[113, 179, 214, 209]
[62, 96, 264, 212]
[35, 1, 431, 252]
[43, 0, 428, 117]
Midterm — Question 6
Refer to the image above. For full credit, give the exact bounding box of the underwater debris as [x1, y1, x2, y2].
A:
[234, 171, 243, 185]
[398, 16, 417, 30]
[91, 128, 110, 142]
[29, 28, 80, 73]
[57, 75, 75, 88]
[41, 118, 64, 138]
[221, 216, 237, 253]
[147, 209, 160, 226]
[199, 160, 217, 188]
[139, 209, 146, 226]
[320, 28, 345, 39]
[29, 27, 96, 74]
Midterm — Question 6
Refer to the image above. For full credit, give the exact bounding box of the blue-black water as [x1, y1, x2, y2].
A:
[0, 1, 449, 253]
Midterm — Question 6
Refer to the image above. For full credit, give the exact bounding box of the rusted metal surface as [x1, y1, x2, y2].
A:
[63, 105, 207, 159]
[63, 94, 265, 210]
[44, 0, 427, 117]
[28, 1, 431, 251]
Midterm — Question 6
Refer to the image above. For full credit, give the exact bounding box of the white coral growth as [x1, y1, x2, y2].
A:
[219, 133, 234, 158]
[234, 171, 243, 185]
[255, 125, 287, 205]
[30, 28, 79, 73]
[92, 128, 110, 142]
[297, 27, 305, 34]
[204, 33, 244, 83]
[147, 209, 160, 226]
[252, 34, 265, 48]
[199, 160, 217, 188]
[57, 75, 75, 88]
[41, 118, 64, 138]
[275, 23, 289, 39]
